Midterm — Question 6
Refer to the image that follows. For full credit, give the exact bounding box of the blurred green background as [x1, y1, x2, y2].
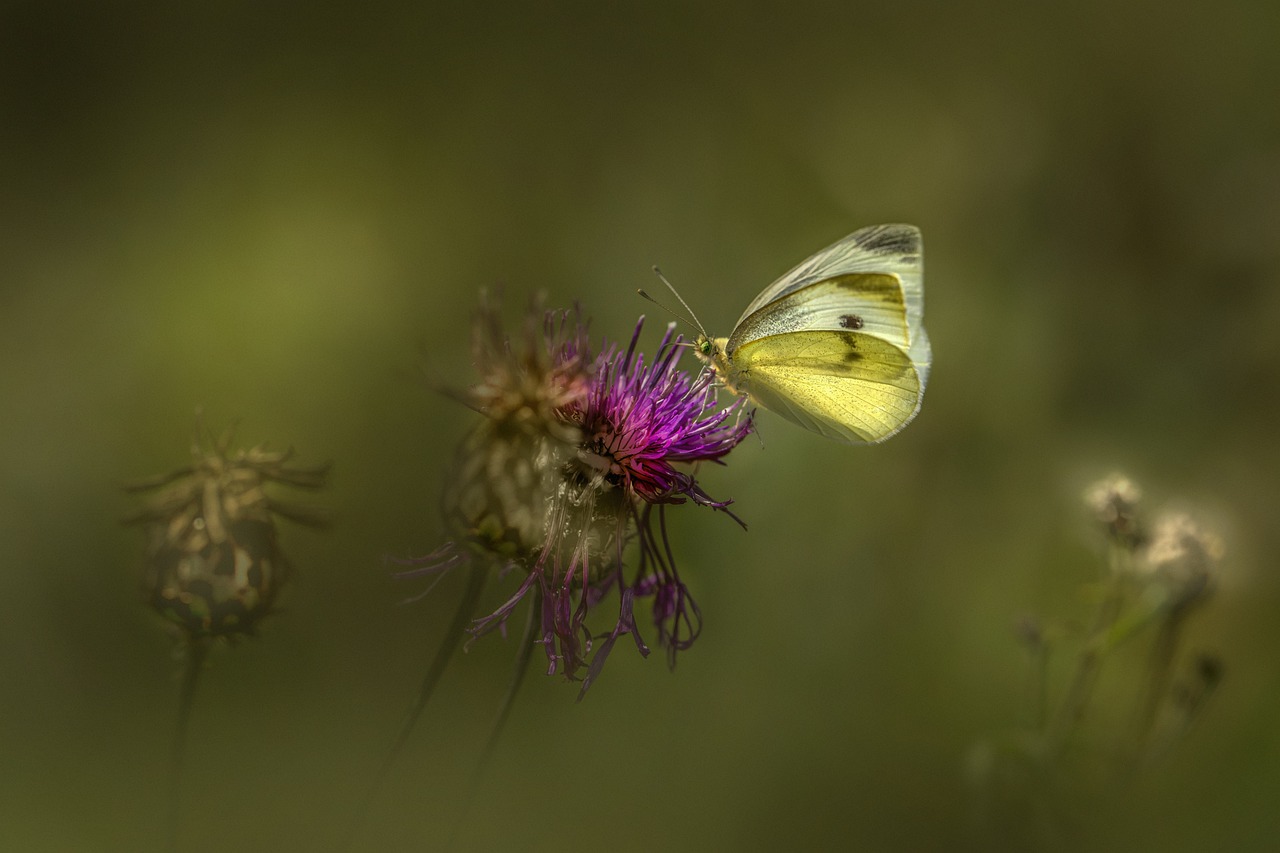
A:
[3, 1, 1278, 850]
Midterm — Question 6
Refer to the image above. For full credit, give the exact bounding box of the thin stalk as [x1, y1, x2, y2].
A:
[392, 565, 489, 763]
[343, 565, 488, 850]
[1129, 612, 1183, 768]
[478, 585, 541, 772]
[168, 636, 210, 852]
[445, 588, 542, 849]
[1046, 546, 1128, 754]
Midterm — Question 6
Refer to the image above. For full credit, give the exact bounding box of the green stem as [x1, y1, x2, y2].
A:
[1047, 547, 1128, 754]
[393, 565, 489, 762]
[1130, 612, 1183, 767]
[478, 585, 541, 771]
[168, 636, 210, 852]
[447, 587, 541, 848]
[343, 565, 488, 850]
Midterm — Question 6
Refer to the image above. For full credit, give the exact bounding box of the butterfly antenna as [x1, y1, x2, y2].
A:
[637, 266, 708, 337]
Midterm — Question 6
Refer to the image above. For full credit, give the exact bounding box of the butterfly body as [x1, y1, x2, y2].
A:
[694, 224, 931, 444]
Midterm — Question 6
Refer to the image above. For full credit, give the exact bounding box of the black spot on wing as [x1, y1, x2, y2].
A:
[839, 313, 864, 330]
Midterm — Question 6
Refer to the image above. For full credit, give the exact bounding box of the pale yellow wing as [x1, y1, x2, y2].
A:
[731, 225, 929, 386]
[727, 272, 931, 396]
[725, 330, 924, 444]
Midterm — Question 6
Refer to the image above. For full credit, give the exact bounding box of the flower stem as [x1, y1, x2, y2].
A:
[479, 584, 541, 770]
[1130, 612, 1183, 767]
[396, 564, 489, 761]
[168, 636, 209, 852]
[1027, 638, 1051, 732]
[344, 564, 488, 850]
[1047, 547, 1128, 755]
[447, 587, 541, 848]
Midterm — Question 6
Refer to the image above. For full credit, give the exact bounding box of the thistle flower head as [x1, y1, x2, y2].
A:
[125, 424, 330, 640]
[437, 295, 590, 559]
[461, 292, 592, 442]
[407, 298, 752, 695]
[572, 318, 750, 507]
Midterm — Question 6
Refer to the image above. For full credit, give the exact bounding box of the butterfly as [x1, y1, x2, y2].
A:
[650, 224, 931, 444]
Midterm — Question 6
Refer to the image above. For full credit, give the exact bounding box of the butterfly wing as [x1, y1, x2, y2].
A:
[719, 224, 930, 443]
[726, 330, 924, 444]
[739, 224, 922, 320]
[734, 223, 928, 372]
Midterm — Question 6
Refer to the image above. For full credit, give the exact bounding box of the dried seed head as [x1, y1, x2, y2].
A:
[1084, 473, 1144, 547]
[442, 296, 596, 560]
[462, 293, 593, 445]
[125, 425, 329, 639]
[1141, 512, 1223, 612]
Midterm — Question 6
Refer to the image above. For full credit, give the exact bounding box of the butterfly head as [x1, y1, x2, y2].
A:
[638, 270, 735, 388]
[694, 332, 722, 365]
[694, 333, 736, 384]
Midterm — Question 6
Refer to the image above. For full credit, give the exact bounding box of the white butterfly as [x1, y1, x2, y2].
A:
[659, 224, 931, 444]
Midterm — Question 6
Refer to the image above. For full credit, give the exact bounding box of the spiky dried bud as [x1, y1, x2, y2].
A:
[125, 425, 329, 639]
[442, 298, 595, 560]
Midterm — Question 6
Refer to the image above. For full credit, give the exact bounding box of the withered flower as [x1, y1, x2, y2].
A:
[125, 424, 330, 639]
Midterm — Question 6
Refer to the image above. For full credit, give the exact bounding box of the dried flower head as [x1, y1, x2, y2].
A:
[406, 297, 752, 695]
[1084, 473, 1144, 547]
[125, 424, 330, 639]
[1140, 512, 1222, 612]
[440, 297, 594, 560]
[460, 292, 593, 444]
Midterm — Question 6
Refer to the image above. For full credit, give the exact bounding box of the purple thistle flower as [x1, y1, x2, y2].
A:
[404, 297, 752, 696]
[572, 318, 750, 508]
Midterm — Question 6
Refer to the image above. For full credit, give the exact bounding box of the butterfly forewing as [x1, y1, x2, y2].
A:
[725, 273, 912, 355]
[737, 224, 923, 330]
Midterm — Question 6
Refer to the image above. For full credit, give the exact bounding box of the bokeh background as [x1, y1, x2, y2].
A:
[3, 2, 1278, 850]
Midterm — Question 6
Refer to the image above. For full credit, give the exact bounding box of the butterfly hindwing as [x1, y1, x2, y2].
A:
[726, 330, 924, 444]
